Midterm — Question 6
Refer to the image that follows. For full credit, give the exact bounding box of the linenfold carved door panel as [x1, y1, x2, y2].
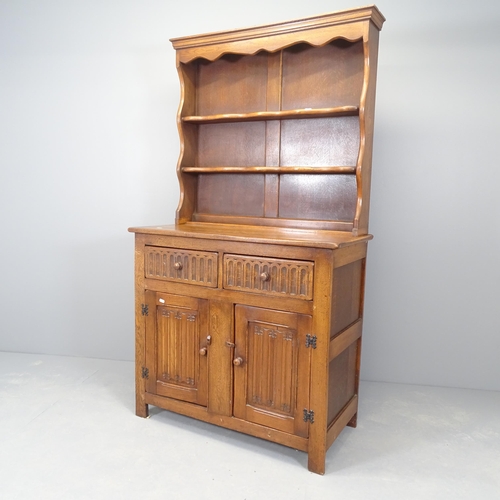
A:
[145, 291, 209, 406]
[233, 306, 311, 437]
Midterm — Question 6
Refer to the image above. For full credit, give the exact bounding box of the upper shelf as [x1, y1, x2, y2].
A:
[182, 106, 359, 124]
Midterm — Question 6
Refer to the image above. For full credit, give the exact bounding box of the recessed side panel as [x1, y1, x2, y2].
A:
[328, 341, 357, 426]
[331, 259, 363, 336]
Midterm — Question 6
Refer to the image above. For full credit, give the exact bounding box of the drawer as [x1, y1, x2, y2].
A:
[144, 246, 218, 287]
[223, 254, 314, 300]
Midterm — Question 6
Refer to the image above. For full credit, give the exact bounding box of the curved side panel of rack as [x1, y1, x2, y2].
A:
[353, 22, 381, 236]
[353, 30, 370, 237]
[175, 56, 198, 224]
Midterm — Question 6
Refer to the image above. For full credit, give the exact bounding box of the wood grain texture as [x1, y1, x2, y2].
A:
[173, 8, 381, 232]
[196, 174, 265, 217]
[207, 300, 233, 416]
[278, 174, 357, 221]
[144, 246, 218, 287]
[134, 235, 148, 418]
[282, 40, 364, 110]
[143, 392, 309, 451]
[182, 106, 358, 123]
[223, 254, 314, 300]
[326, 395, 358, 449]
[171, 6, 385, 63]
[233, 306, 311, 438]
[196, 53, 268, 116]
[331, 259, 363, 336]
[132, 6, 384, 475]
[129, 223, 373, 249]
[145, 293, 209, 407]
[329, 319, 362, 361]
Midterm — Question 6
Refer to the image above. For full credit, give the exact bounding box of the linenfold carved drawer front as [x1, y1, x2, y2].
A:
[144, 246, 218, 287]
[223, 254, 314, 300]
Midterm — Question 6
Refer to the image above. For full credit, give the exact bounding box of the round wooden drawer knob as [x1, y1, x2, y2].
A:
[233, 357, 243, 366]
[199, 347, 208, 356]
[260, 271, 270, 282]
[174, 262, 183, 271]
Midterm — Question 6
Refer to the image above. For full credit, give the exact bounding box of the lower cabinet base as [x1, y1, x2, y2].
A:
[131, 227, 370, 475]
[138, 392, 359, 474]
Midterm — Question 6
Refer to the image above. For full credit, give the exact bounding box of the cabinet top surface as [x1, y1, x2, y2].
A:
[128, 223, 372, 249]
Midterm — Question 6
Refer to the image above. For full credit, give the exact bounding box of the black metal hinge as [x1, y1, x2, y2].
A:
[141, 304, 149, 316]
[303, 409, 315, 423]
[141, 367, 149, 379]
[305, 334, 317, 349]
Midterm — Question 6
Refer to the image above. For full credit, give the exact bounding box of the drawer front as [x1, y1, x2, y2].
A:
[144, 246, 218, 287]
[223, 254, 314, 300]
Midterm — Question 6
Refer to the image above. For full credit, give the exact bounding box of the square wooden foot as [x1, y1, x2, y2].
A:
[136, 402, 149, 418]
[347, 412, 358, 428]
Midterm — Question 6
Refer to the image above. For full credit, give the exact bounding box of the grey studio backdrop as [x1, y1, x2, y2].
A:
[1, 0, 499, 392]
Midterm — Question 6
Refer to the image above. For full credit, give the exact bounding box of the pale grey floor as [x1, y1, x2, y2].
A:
[0, 352, 499, 500]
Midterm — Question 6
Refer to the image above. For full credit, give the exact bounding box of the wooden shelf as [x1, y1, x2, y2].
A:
[182, 166, 357, 174]
[182, 106, 359, 124]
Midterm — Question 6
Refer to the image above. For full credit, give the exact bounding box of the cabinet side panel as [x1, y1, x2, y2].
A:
[327, 342, 357, 425]
[331, 260, 362, 337]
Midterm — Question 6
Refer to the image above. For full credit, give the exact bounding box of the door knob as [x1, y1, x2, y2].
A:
[233, 357, 243, 366]
[199, 347, 207, 356]
[260, 271, 270, 282]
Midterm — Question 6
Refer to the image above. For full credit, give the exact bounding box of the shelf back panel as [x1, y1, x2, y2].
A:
[282, 40, 364, 110]
[197, 122, 266, 167]
[174, 10, 383, 232]
[195, 53, 269, 116]
[278, 174, 357, 221]
[280, 117, 359, 167]
[197, 173, 265, 217]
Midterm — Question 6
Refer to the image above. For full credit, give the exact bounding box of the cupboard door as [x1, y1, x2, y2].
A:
[145, 291, 209, 407]
[233, 306, 311, 437]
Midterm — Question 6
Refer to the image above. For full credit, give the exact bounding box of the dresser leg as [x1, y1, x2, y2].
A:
[136, 398, 149, 418]
[307, 448, 326, 475]
[347, 412, 358, 428]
